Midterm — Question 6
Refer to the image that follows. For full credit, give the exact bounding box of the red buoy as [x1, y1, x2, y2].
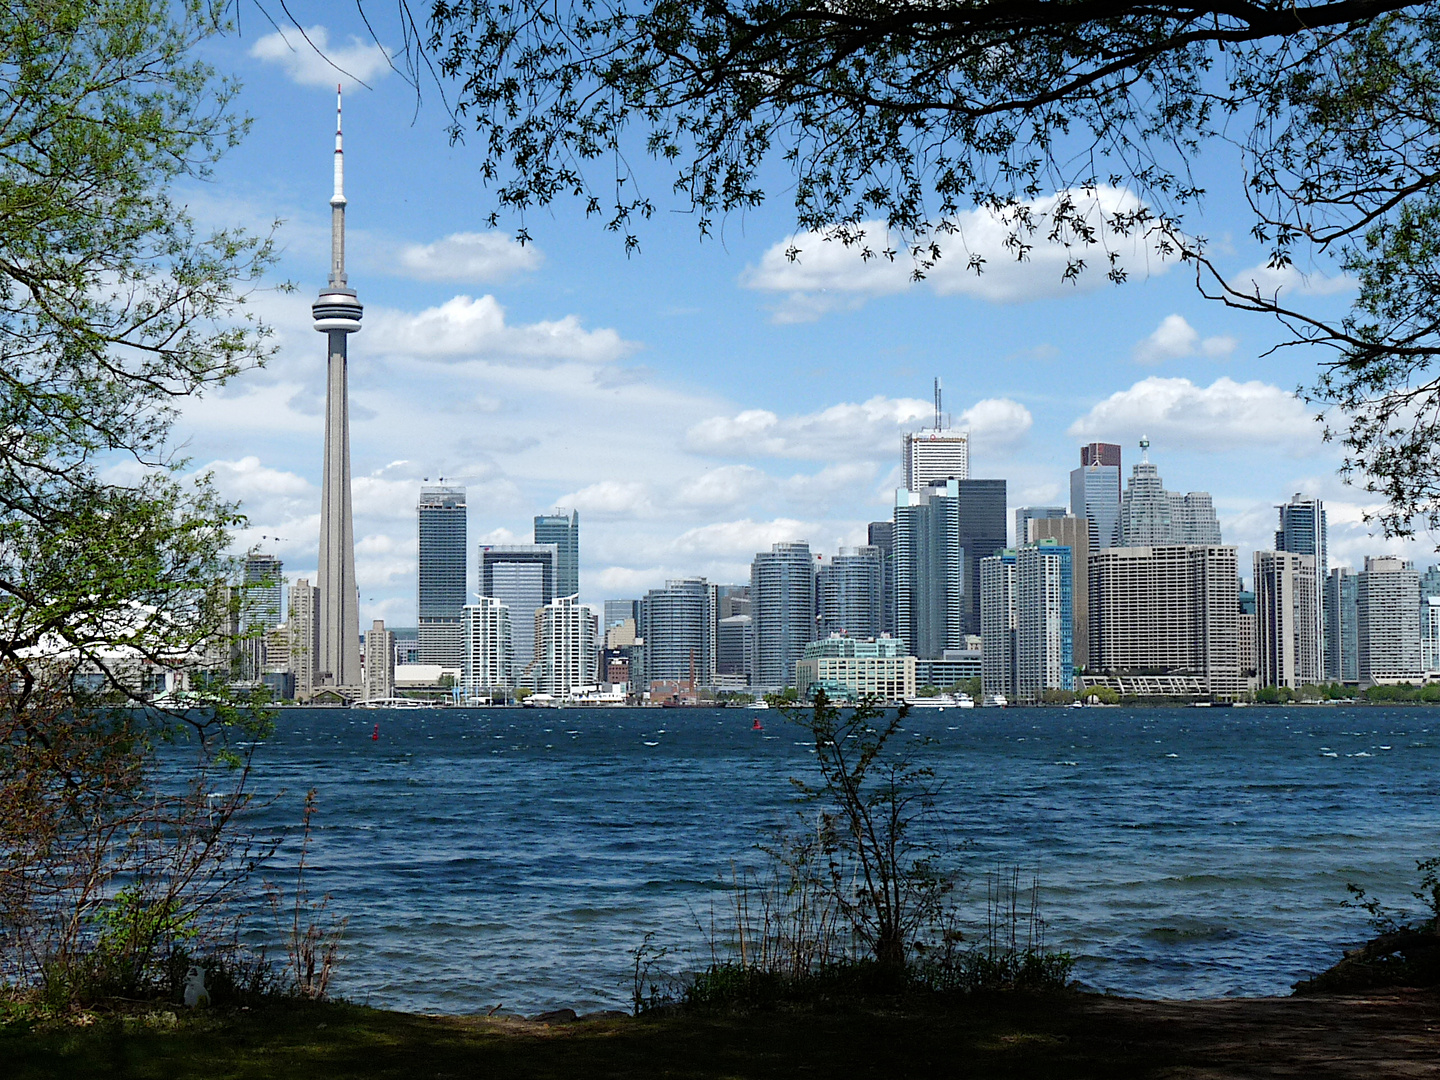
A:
[752, 718, 763, 731]
[371, 723, 380, 741]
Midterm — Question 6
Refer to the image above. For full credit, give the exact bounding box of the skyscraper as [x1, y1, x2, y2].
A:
[1029, 515, 1091, 670]
[1070, 443, 1122, 551]
[364, 619, 394, 701]
[903, 379, 968, 490]
[1015, 506, 1066, 547]
[817, 546, 883, 639]
[1016, 542, 1074, 703]
[1253, 551, 1321, 689]
[534, 509, 580, 597]
[1118, 437, 1222, 546]
[240, 552, 283, 682]
[604, 599, 637, 629]
[242, 553, 285, 631]
[867, 521, 897, 636]
[1274, 494, 1328, 676]
[957, 479, 1008, 636]
[1357, 557, 1422, 686]
[1088, 544, 1242, 699]
[751, 542, 817, 688]
[904, 429, 970, 490]
[417, 485, 467, 668]
[479, 544, 557, 682]
[979, 550, 1017, 699]
[894, 480, 964, 659]
[462, 596, 513, 696]
[1423, 598, 1440, 674]
[534, 595, 597, 698]
[716, 614, 754, 682]
[638, 578, 717, 685]
[312, 88, 363, 690]
[1324, 567, 1359, 682]
[287, 578, 319, 699]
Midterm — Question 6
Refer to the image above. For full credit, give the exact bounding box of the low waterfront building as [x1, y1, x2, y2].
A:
[794, 635, 915, 702]
[915, 639, 982, 689]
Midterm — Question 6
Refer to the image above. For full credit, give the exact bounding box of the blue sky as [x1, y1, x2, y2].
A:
[167, 7, 1432, 625]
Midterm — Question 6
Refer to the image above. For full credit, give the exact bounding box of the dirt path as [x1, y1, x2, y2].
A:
[1075, 991, 1440, 1078]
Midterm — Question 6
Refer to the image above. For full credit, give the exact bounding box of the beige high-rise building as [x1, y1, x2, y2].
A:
[287, 578, 319, 699]
[1254, 551, 1321, 689]
[1088, 545, 1241, 700]
[1029, 515, 1091, 670]
[364, 619, 395, 701]
[1358, 556, 1422, 685]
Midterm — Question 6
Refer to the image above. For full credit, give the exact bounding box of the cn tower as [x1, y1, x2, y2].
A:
[312, 87, 362, 689]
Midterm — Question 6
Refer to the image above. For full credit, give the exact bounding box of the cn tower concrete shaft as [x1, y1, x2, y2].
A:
[312, 87, 363, 689]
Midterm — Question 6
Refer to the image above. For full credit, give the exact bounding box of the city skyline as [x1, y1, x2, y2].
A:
[164, 11, 1432, 629]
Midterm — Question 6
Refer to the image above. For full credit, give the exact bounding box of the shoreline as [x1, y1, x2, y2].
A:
[9, 988, 1438, 1078]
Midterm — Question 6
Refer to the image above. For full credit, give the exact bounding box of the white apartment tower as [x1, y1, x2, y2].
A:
[1253, 551, 1321, 689]
[1357, 557, 1422, 685]
[462, 597, 513, 697]
[364, 619, 395, 701]
[1423, 597, 1440, 674]
[534, 595, 597, 699]
[979, 551, 1017, 698]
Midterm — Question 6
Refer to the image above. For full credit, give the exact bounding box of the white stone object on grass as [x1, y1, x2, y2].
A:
[183, 965, 211, 1008]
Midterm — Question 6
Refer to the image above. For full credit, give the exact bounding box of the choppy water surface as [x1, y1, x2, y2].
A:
[228, 706, 1438, 1013]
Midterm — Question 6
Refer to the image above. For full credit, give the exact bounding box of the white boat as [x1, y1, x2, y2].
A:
[744, 700, 770, 710]
[982, 693, 1008, 708]
[904, 693, 974, 711]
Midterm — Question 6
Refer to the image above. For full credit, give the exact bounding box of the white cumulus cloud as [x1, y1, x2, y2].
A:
[743, 187, 1178, 320]
[1068, 377, 1316, 450]
[669, 519, 818, 560]
[686, 396, 931, 460]
[554, 480, 654, 520]
[249, 25, 392, 89]
[678, 466, 771, 508]
[957, 398, 1033, 448]
[396, 232, 542, 284]
[686, 394, 1031, 463]
[1133, 314, 1238, 364]
[366, 295, 635, 366]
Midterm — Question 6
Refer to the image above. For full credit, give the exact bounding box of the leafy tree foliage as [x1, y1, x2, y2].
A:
[409, 0, 1440, 532]
[0, 0, 276, 998]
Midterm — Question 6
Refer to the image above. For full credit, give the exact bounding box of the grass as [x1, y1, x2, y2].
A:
[0, 994, 1153, 1079]
[5, 989, 1438, 1079]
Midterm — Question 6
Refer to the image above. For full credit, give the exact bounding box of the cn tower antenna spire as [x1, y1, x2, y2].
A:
[330, 85, 347, 286]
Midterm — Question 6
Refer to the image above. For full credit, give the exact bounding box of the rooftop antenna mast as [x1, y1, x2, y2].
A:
[934, 376, 943, 430]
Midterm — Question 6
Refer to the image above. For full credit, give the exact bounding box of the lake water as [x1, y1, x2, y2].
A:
[229, 705, 1439, 1014]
